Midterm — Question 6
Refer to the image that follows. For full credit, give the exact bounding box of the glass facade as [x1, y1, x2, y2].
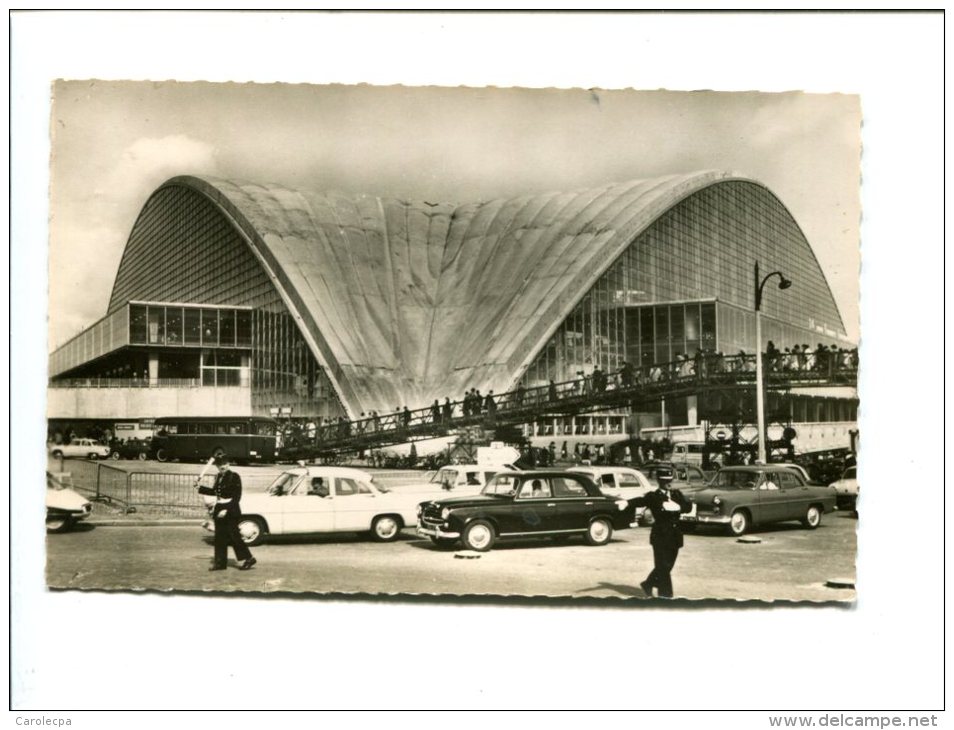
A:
[127, 303, 251, 347]
[107, 184, 345, 419]
[519, 181, 850, 389]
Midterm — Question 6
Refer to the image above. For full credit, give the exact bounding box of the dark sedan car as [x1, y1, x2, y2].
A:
[684, 465, 837, 536]
[416, 470, 633, 552]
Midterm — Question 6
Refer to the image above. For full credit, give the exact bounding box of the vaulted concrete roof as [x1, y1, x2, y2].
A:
[163, 171, 836, 417]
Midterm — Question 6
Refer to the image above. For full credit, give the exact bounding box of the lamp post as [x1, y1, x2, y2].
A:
[754, 262, 792, 464]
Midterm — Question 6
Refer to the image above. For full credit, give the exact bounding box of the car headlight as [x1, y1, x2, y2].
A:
[416, 504, 423, 517]
[713, 496, 721, 505]
[441, 507, 450, 520]
[615, 499, 627, 511]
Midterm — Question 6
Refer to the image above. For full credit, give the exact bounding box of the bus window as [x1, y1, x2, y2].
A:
[228, 423, 244, 435]
[255, 421, 276, 436]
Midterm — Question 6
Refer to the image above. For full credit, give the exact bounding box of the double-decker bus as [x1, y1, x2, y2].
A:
[152, 417, 279, 463]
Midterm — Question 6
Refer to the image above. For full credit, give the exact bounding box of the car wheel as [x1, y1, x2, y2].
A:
[155, 449, 168, 462]
[110, 451, 121, 460]
[51, 450, 63, 459]
[370, 515, 401, 542]
[461, 520, 495, 552]
[237, 517, 266, 546]
[137, 452, 147, 461]
[584, 517, 613, 546]
[429, 536, 457, 549]
[88, 452, 98, 460]
[728, 509, 750, 536]
[46, 515, 72, 533]
[801, 505, 822, 529]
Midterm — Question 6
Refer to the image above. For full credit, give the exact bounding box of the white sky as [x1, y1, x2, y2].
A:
[48, 81, 861, 348]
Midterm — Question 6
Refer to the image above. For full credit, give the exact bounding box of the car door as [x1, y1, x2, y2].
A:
[551, 475, 602, 531]
[774, 471, 813, 521]
[280, 473, 336, 534]
[506, 477, 561, 534]
[754, 471, 790, 523]
[614, 469, 652, 499]
[332, 476, 379, 532]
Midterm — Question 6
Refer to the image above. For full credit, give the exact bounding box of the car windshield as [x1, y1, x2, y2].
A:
[843, 467, 856, 479]
[266, 472, 300, 495]
[430, 468, 458, 487]
[709, 471, 761, 490]
[482, 475, 518, 496]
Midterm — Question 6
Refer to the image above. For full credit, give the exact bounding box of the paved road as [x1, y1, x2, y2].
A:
[47, 511, 857, 602]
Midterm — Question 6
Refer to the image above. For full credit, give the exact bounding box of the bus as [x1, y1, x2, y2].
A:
[152, 417, 279, 464]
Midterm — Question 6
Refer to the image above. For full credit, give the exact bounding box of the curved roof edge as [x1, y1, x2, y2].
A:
[122, 171, 847, 415]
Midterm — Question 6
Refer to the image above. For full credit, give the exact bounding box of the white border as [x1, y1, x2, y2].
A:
[9, 10, 946, 718]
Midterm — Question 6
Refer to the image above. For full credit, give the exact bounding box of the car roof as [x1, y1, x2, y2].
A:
[568, 466, 637, 475]
[495, 470, 589, 479]
[284, 466, 374, 480]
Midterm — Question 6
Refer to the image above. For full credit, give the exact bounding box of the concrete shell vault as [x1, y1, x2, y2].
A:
[117, 171, 842, 418]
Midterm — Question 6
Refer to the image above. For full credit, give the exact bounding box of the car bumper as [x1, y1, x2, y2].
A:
[688, 513, 731, 525]
[417, 524, 461, 539]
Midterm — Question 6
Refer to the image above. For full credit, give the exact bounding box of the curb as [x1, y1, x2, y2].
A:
[86, 519, 201, 527]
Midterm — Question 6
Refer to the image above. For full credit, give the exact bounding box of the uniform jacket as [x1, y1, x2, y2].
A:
[629, 488, 692, 548]
[198, 469, 243, 507]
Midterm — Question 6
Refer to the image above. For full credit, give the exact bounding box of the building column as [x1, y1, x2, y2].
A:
[148, 354, 159, 386]
[241, 354, 251, 388]
[687, 395, 698, 427]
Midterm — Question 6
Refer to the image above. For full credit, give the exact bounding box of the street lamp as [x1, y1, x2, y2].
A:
[754, 261, 792, 464]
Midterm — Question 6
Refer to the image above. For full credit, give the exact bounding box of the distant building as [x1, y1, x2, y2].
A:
[49, 171, 856, 438]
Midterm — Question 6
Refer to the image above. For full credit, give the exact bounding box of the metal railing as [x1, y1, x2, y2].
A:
[282, 351, 858, 458]
[49, 377, 206, 388]
[53, 461, 256, 517]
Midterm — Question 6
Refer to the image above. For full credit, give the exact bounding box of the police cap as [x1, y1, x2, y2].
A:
[656, 465, 674, 482]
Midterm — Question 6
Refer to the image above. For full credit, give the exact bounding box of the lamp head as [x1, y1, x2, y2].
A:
[778, 276, 793, 290]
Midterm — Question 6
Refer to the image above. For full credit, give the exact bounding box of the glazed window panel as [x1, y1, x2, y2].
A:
[184, 308, 202, 345]
[201, 309, 218, 346]
[129, 305, 148, 344]
[219, 308, 236, 347]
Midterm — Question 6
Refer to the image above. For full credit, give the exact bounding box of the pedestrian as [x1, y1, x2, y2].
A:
[431, 399, 441, 424]
[402, 406, 412, 429]
[443, 397, 453, 421]
[628, 465, 691, 598]
[548, 380, 558, 402]
[197, 454, 256, 571]
[484, 390, 496, 418]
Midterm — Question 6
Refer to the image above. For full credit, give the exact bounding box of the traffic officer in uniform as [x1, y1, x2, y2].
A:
[198, 454, 257, 571]
[629, 464, 691, 598]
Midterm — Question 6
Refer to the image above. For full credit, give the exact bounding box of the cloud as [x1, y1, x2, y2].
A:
[105, 134, 218, 201]
[48, 135, 218, 347]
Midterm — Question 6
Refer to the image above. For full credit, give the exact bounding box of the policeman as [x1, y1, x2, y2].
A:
[629, 464, 692, 598]
[197, 454, 256, 571]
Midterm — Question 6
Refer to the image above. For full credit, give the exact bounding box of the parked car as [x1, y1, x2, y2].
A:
[109, 438, 153, 461]
[829, 466, 858, 511]
[639, 461, 710, 488]
[222, 466, 419, 546]
[46, 472, 92, 533]
[418, 463, 517, 495]
[48, 438, 110, 460]
[683, 465, 837, 536]
[416, 470, 633, 552]
[567, 466, 654, 524]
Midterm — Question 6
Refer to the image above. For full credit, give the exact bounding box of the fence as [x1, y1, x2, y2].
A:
[45, 459, 433, 518]
[50, 460, 259, 517]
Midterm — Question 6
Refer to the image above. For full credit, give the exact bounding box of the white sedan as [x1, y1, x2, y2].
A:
[48, 438, 111, 460]
[567, 466, 655, 524]
[230, 466, 420, 545]
[829, 466, 858, 511]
